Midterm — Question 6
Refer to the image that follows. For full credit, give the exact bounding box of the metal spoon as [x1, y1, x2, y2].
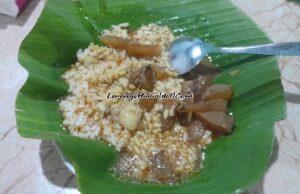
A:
[169, 37, 300, 75]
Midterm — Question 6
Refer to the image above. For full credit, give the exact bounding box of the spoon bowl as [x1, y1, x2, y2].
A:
[169, 37, 213, 74]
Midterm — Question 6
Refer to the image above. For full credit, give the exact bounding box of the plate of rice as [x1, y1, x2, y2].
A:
[16, 0, 285, 193]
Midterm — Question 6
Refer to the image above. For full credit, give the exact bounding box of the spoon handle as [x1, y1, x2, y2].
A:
[218, 42, 300, 56]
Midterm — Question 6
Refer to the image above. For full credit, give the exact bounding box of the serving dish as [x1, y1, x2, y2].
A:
[16, 0, 286, 193]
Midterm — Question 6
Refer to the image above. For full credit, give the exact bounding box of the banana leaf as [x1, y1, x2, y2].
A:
[16, 0, 286, 193]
